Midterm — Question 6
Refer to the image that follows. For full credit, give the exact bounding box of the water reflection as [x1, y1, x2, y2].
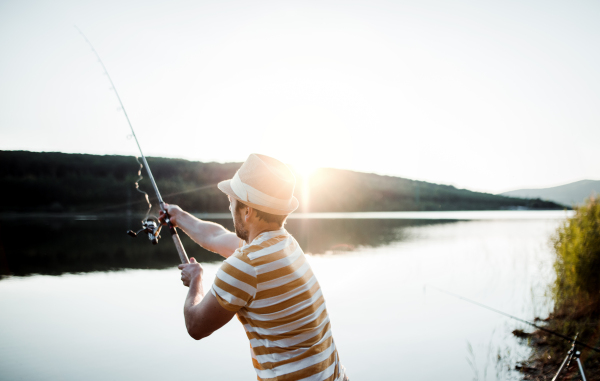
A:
[0, 216, 450, 277]
[0, 213, 565, 380]
[288, 218, 449, 254]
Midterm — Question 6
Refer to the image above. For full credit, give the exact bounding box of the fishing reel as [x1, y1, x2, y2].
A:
[127, 216, 162, 245]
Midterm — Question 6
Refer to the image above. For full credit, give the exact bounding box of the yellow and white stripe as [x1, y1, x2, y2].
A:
[211, 229, 346, 381]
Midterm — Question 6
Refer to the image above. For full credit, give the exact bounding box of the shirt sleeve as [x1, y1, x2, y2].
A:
[211, 250, 258, 312]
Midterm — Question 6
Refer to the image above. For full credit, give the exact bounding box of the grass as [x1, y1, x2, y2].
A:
[516, 196, 600, 380]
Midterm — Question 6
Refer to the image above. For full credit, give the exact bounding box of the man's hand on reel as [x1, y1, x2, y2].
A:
[159, 203, 183, 227]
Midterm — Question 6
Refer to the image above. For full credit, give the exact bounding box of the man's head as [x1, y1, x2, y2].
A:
[219, 152, 298, 212]
[218, 153, 297, 242]
[229, 196, 288, 242]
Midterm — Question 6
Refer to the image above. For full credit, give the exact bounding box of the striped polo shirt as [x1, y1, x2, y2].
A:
[210, 228, 345, 381]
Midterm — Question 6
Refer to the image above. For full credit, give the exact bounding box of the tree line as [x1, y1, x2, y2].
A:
[0, 150, 564, 214]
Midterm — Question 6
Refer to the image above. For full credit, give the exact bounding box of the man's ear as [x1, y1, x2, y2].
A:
[245, 206, 254, 222]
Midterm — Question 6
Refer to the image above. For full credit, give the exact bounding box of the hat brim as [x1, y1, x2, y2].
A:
[218, 179, 299, 216]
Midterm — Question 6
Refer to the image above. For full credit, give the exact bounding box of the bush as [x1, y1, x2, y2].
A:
[514, 197, 600, 380]
[552, 196, 600, 313]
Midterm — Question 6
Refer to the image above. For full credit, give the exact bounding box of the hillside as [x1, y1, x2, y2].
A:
[501, 180, 600, 207]
[0, 151, 564, 214]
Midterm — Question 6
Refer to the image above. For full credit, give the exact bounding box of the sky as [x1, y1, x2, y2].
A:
[1, 0, 599, 194]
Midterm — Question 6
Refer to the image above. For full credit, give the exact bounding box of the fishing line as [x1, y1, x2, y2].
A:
[75, 26, 152, 220]
[82, 183, 218, 214]
[426, 285, 600, 353]
[76, 26, 189, 263]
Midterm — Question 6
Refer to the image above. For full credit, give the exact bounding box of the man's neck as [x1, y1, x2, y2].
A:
[246, 223, 283, 244]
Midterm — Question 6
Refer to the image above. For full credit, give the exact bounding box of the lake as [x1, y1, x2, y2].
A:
[0, 210, 573, 380]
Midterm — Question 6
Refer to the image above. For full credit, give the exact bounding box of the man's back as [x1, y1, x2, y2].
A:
[211, 228, 344, 381]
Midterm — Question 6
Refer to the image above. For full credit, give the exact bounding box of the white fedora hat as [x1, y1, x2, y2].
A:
[218, 154, 299, 215]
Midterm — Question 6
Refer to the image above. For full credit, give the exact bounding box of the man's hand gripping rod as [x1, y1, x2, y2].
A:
[77, 27, 189, 264]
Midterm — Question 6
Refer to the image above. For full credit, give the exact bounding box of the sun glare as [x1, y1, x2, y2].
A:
[292, 162, 318, 179]
[288, 161, 319, 213]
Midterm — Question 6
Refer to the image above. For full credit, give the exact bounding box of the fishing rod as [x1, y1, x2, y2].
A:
[427, 285, 600, 354]
[76, 26, 189, 264]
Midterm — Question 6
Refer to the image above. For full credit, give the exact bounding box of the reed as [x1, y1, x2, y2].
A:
[552, 195, 600, 317]
[516, 196, 600, 379]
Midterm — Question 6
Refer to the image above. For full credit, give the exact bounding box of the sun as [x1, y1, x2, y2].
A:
[291, 161, 318, 179]
[287, 159, 320, 213]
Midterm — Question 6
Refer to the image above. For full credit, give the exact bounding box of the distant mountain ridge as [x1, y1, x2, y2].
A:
[0, 150, 564, 213]
[501, 180, 600, 207]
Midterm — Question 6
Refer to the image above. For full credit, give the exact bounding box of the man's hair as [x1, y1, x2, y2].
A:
[236, 200, 288, 226]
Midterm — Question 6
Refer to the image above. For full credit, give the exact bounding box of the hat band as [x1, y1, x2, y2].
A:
[230, 172, 293, 210]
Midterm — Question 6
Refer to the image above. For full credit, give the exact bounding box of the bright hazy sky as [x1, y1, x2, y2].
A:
[1, 0, 599, 194]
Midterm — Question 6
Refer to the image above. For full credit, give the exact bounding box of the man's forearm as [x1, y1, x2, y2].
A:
[182, 276, 237, 341]
[185, 276, 204, 308]
[174, 210, 236, 257]
[184, 276, 206, 340]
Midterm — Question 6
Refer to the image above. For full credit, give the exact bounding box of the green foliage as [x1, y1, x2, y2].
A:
[0, 151, 239, 213]
[552, 196, 600, 309]
[518, 196, 600, 378]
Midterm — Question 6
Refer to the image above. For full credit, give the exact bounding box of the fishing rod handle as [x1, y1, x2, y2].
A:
[160, 203, 190, 264]
[169, 225, 190, 264]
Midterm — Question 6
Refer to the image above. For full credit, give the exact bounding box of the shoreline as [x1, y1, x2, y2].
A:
[0, 209, 575, 221]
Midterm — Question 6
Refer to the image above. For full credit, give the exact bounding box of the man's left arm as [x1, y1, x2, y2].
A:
[179, 258, 237, 340]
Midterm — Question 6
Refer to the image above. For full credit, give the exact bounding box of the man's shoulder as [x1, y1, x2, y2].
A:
[236, 229, 299, 263]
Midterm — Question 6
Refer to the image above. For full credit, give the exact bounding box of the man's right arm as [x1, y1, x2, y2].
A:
[161, 204, 240, 258]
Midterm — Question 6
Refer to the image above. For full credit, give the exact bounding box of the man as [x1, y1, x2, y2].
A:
[160, 153, 348, 381]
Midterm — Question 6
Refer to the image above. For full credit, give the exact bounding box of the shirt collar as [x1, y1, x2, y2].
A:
[244, 228, 287, 248]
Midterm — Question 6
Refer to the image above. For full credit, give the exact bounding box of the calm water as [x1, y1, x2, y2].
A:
[0, 211, 573, 380]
